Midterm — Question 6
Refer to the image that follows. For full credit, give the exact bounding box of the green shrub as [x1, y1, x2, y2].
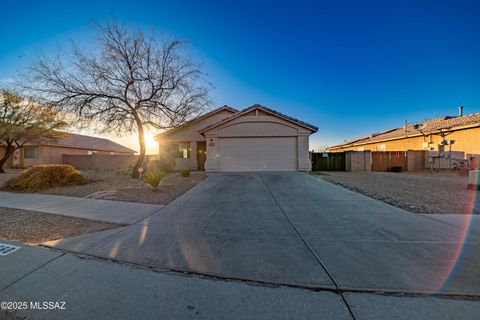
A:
[144, 170, 166, 191]
[181, 169, 190, 177]
[4, 165, 88, 191]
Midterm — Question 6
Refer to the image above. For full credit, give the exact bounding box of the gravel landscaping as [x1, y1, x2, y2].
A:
[317, 171, 478, 214]
[0, 207, 121, 243]
[2, 169, 205, 205]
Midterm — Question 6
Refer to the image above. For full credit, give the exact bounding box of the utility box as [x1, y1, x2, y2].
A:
[468, 170, 479, 190]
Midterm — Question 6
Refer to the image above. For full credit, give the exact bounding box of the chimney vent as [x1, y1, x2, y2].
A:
[459, 105, 464, 117]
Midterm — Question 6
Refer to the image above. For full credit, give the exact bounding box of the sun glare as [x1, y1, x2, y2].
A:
[144, 133, 158, 152]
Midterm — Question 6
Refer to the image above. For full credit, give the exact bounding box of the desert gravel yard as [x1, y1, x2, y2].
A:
[5, 169, 205, 205]
[0, 207, 120, 243]
[318, 171, 478, 214]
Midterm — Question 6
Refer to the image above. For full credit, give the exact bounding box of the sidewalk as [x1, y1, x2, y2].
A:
[0, 240, 350, 320]
[1, 240, 479, 320]
[0, 192, 163, 225]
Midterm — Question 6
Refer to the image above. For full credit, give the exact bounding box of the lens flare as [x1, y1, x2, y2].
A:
[435, 171, 478, 292]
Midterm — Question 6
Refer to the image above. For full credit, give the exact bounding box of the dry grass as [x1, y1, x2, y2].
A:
[318, 171, 478, 214]
[0, 207, 120, 243]
[3, 165, 87, 191]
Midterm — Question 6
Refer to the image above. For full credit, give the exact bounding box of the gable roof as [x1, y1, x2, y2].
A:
[41, 133, 136, 154]
[329, 112, 480, 149]
[153, 106, 238, 140]
[198, 104, 318, 134]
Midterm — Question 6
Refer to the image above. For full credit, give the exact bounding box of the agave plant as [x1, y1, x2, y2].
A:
[144, 170, 166, 191]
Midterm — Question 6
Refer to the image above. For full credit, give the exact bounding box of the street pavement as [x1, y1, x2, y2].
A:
[1, 172, 479, 319]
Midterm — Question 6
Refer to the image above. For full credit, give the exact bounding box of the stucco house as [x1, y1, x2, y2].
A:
[328, 109, 480, 156]
[155, 104, 318, 171]
[1, 133, 136, 168]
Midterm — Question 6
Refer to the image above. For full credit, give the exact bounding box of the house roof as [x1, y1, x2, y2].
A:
[329, 112, 480, 149]
[40, 133, 136, 154]
[198, 104, 319, 134]
[153, 106, 238, 140]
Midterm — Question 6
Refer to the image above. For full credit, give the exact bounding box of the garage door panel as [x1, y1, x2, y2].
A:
[218, 137, 297, 171]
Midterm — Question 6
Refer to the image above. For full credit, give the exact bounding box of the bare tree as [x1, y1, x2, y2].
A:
[0, 90, 67, 173]
[27, 21, 211, 177]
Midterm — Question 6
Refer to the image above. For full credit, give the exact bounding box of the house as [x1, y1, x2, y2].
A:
[155, 104, 318, 171]
[328, 109, 480, 155]
[1, 132, 136, 168]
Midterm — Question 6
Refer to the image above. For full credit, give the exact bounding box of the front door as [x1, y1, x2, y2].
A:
[197, 141, 207, 170]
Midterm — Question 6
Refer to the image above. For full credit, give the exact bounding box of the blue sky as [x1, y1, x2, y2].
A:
[1, 0, 479, 151]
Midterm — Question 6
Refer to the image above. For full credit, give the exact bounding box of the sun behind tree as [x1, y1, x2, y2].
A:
[26, 21, 211, 177]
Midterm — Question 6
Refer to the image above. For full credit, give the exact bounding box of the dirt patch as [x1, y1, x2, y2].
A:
[0, 207, 121, 243]
[317, 171, 478, 214]
[36, 170, 206, 205]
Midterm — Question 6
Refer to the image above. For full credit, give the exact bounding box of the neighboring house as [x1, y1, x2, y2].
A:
[1, 133, 136, 169]
[155, 104, 318, 171]
[328, 110, 480, 155]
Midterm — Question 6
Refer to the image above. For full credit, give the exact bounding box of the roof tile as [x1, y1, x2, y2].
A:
[332, 112, 480, 148]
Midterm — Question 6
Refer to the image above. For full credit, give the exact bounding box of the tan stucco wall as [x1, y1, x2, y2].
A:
[330, 127, 480, 156]
[20, 145, 131, 168]
[160, 109, 235, 142]
[203, 112, 314, 171]
[204, 114, 312, 137]
[157, 109, 235, 170]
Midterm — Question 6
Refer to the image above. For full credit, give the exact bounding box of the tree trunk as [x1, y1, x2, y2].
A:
[132, 122, 146, 178]
[0, 144, 15, 174]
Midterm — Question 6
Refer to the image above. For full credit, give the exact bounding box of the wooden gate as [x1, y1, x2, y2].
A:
[311, 152, 346, 171]
[371, 151, 407, 171]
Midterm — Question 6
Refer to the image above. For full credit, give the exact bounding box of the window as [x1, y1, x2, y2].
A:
[23, 146, 39, 159]
[167, 143, 191, 159]
[87, 150, 98, 155]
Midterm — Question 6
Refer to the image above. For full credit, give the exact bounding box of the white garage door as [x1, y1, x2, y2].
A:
[218, 137, 297, 171]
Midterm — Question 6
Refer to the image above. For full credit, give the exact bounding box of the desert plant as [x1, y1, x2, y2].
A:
[4, 165, 88, 191]
[144, 170, 166, 191]
[181, 169, 190, 178]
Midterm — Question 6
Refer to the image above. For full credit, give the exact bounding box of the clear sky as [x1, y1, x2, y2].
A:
[1, 0, 479, 153]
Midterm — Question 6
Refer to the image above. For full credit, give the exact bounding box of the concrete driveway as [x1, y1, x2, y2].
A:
[45, 172, 480, 296]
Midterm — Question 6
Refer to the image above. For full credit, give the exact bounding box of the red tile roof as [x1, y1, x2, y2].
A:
[41, 133, 136, 154]
[330, 112, 480, 149]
